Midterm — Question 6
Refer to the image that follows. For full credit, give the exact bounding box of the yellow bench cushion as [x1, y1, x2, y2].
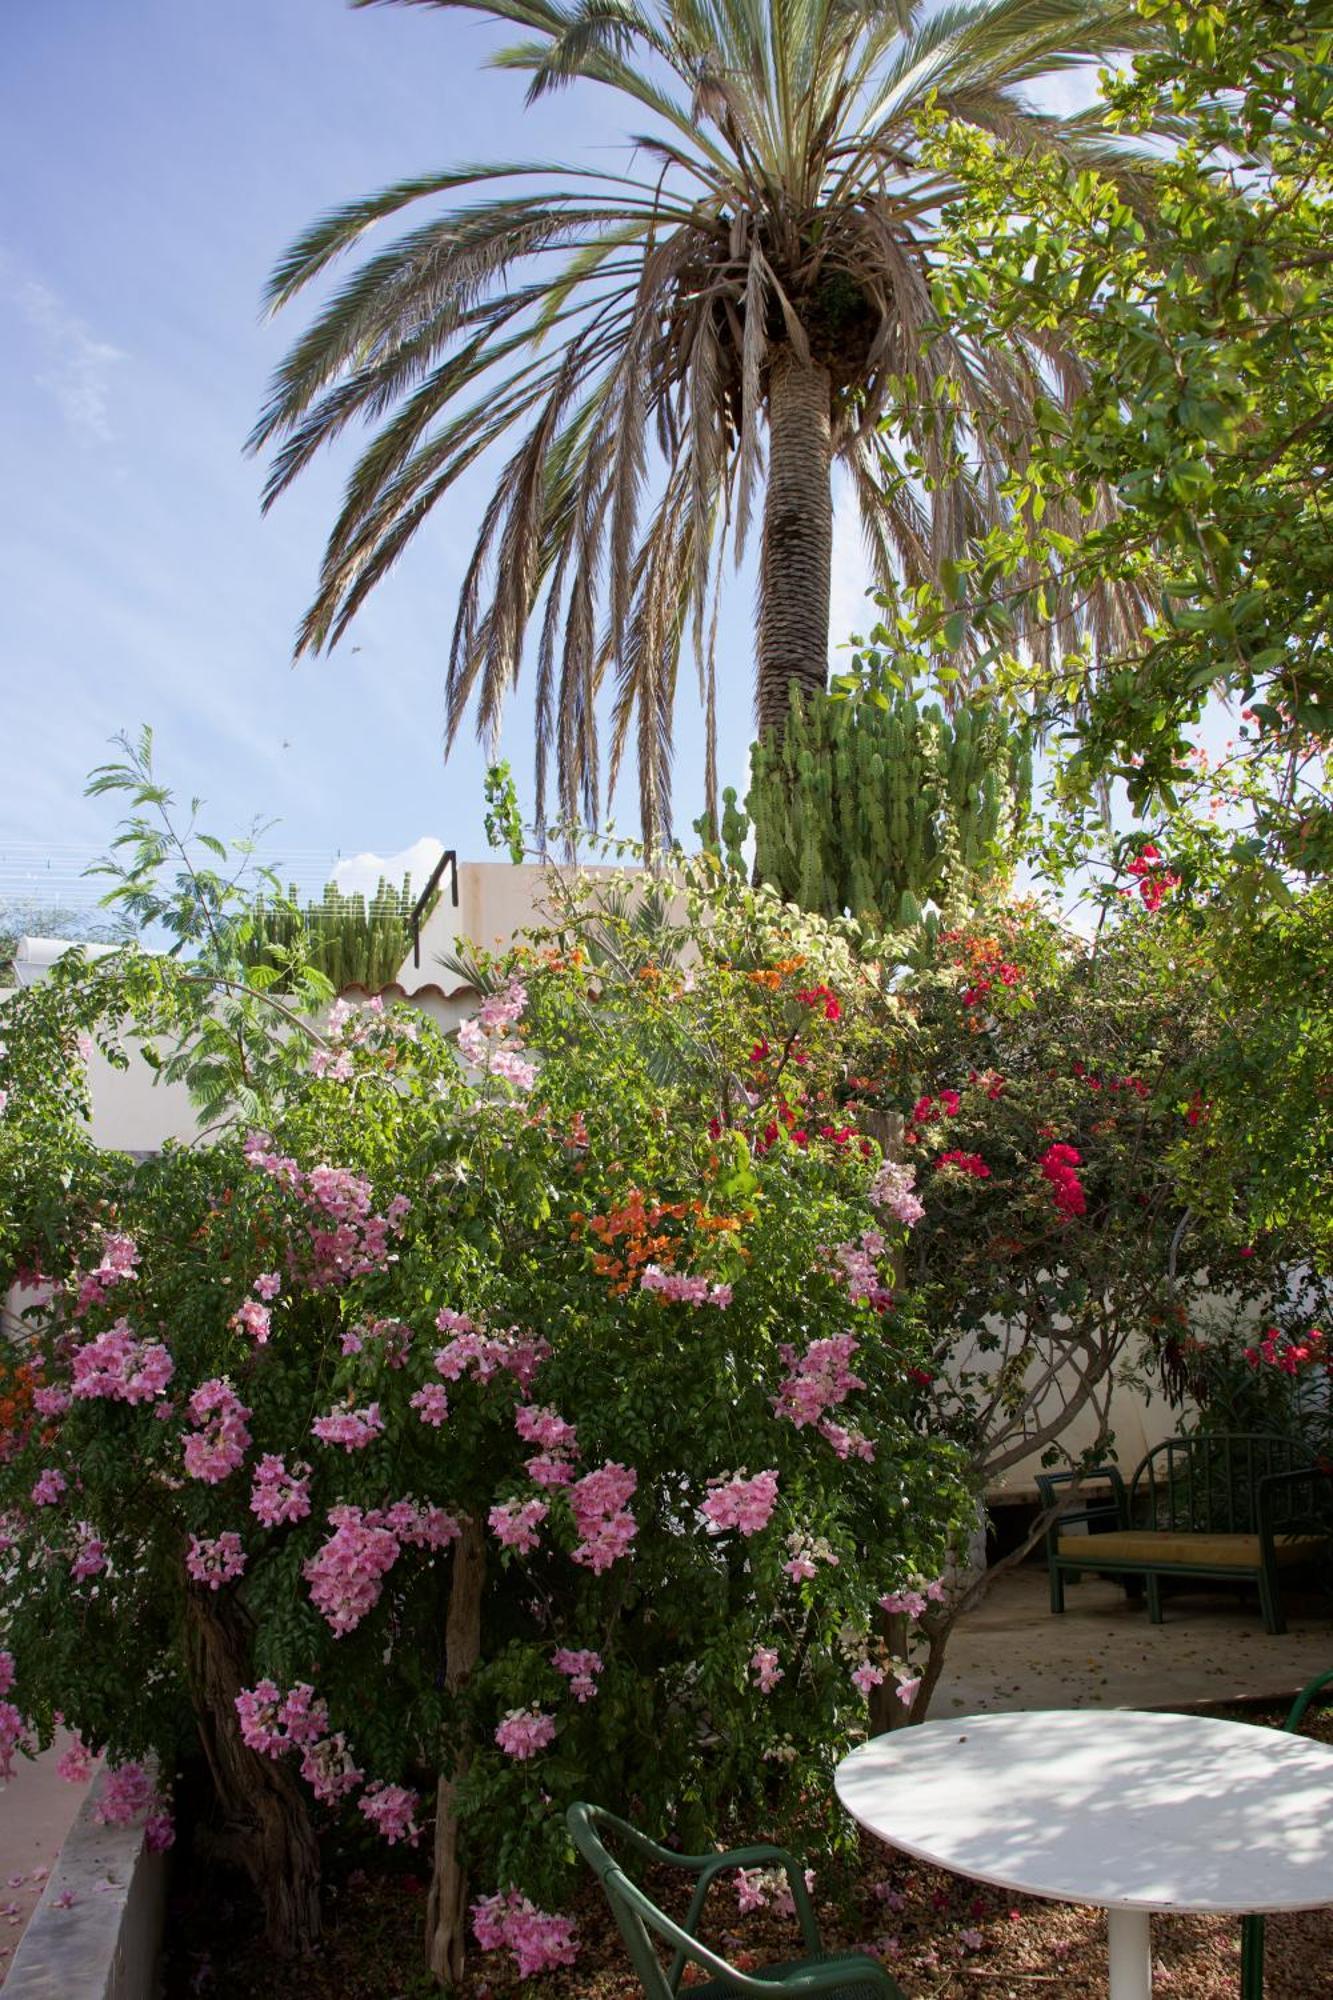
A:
[1056, 1530, 1328, 1570]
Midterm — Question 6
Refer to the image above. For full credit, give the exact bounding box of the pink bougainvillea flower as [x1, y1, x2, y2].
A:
[185, 1530, 247, 1591]
[701, 1469, 779, 1538]
[488, 1497, 548, 1554]
[31, 1468, 67, 1507]
[750, 1645, 783, 1693]
[552, 1648, 603, 1702]
[71, 1320, 173, 1406]
[494, 1706, 556, 1760]
[182, 1379, 251, 1484]
[568, 1463, 638, 1573]
[359, 1780, 421, 1845]
[472, 1891, 579, 1979]
[303, 1507, 401, 1635]
[310, 1402, 384, 1452]
[249, 1454, 312, 1528]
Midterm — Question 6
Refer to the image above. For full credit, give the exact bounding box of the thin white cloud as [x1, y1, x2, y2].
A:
[333, 836, 445, 898]
[10, 267, 124, 443]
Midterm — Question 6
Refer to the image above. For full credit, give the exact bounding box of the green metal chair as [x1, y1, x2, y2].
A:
[567, 1802, 905, 1998]
[1240, 1667, 1333, 1998]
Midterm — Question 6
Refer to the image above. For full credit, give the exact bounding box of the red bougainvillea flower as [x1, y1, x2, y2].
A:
[1039, 1144, 1086, 1218]
[935, 1150, 991, 1180]
[796, 985, 842, 1021]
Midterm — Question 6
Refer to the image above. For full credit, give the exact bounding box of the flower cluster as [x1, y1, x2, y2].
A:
[185, 1531, 247, 1590]
[243, 1137, 410, 1290]
[182, 1379, 251, 1484]
[70, 1320, 173, 1406]
[828, 1230, 893, 1309]
[359, 1779, 421, 1845]
[236, 1680, 329, 1758]
[410, 1382, 449, 1426]
[869, 1160, 925, 1229]
[70, 1526, 106, 1580]
[912, 1089, 961, 1125]
[796, 984, 842, 1021]
[935, 1149, 991, 1180]
[639, 1264, 733, 1308]
[31, 1468, 66, 1507]
[310, 1401, 384, 1452]
[494, 1706, 556, 1760]
[302, 1500, 459, 1635]
[733, 1865, 814, 1918]
[457, 979, 536, 1093]
[750, 1645, 783, 1693]
[1039, 1143, 1087, 1219]
[95, 1760, 174, 1851]
[1244, 1325, 1327, 1375]
[230, 1297, 272, 1345]
[782, 1531, 840, 1583]
[701, 1468, 779, 1538]
[57, 1735, 96, 1784]
[73, 1234, 140, 1317]
[472, 1890, 579, 1979]
[489, 1496, 548, 1554]
[235, 1678, 410, 1826]
[302, 1507, 402, 1635]
[551, 1648, 603, 1702]
[249, 1454, 312, 1528]
[1125, 843, 1180, 913]
[568, 1461, 637, 1572]
[0, 1652, 26, 1783]
[433, 1311, 550, 1393]
[774, 1335, 864, 1430]
[515, 1404, 580, 1486]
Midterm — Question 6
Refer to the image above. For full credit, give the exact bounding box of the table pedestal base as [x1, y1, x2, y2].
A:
[1107, 1910, 1152, 1998]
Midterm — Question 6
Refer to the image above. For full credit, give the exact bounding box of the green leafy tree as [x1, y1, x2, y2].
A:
[899, 0, 1333, 872]
[252, 0, 1164, 845]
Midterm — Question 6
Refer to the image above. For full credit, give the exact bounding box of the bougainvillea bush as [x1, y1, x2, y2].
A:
[0, 802, 972, 1982]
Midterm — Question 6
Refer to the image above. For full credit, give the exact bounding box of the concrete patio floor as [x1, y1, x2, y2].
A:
[932, 1561, 1333, 1717]
[0, 1735, 95, 1984]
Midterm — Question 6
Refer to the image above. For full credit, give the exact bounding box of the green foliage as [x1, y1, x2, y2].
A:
[243, 876, 416, 993]
[740, 682, 1031, 928]
[0, 799, 974, 1949]
[898, 0, 1333, 870]
[482, 762, 526, 866]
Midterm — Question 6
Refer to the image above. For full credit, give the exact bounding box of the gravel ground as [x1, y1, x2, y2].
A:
[162, 1706, 1333, 1999]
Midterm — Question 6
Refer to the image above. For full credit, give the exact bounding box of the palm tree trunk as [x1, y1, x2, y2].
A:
[757, 350, 834, 740]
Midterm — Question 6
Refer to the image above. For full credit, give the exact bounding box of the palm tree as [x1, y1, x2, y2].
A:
[253, 0, 1158, 845]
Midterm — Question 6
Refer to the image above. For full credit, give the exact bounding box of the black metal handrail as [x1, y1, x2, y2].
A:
[409, 849, 458, 968]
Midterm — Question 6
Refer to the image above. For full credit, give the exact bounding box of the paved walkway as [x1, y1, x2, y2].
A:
[933, 1562, 1333, 1717]
[0, 1736, 95, 1984]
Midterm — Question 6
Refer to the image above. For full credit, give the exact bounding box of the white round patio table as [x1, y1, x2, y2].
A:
[836, 1709, 1333, 1999]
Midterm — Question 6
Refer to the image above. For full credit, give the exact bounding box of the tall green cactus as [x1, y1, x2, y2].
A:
[744, 684, 1030, 927]
[242, 875, 420, 993]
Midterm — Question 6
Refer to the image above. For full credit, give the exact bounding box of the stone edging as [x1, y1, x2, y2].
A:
[4, 1766, 165, 2000]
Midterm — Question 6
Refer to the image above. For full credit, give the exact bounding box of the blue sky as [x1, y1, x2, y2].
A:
[2, 2, 1088, 900]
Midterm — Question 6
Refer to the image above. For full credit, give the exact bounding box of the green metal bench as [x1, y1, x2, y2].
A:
[567, 1801, 905, 1998]
[1241, 1667, 1333, 1998]
[1035, 1433, 1333, 1635]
